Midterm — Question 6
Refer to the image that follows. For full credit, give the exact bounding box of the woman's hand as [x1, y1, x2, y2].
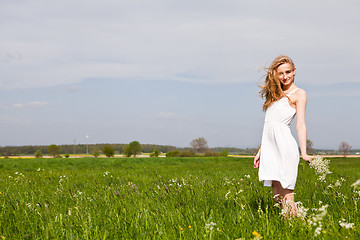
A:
[301, 154, 313, 162]
[253, 153, 260, 168]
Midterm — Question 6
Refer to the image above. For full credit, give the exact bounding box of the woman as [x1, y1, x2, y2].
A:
[253, 55, 312, 217]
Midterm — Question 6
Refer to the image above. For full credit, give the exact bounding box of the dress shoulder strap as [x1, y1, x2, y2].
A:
[286, 88, 299, 96]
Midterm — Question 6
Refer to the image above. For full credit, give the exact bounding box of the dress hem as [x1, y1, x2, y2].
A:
[260, 179, 295, 190]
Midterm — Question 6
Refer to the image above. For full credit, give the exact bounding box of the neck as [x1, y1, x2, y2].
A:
[282, 84, 296, 92]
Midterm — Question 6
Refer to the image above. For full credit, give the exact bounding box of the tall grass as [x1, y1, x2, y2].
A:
[0, 157, 359, 239]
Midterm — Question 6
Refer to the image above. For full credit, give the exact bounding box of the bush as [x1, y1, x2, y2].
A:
[204, 151, 220, 157]
[123, 141, 142, 157]
[102, 145, 115, 158]
[150, 148, 160, 157]
[48, 144, 61, 158]
[64, 154, 70, 158]
[92, 147, 100, 158]
[180, 151, 196, 157]
[166, 150, 196, 157]
[35, 149, 43, 158]
[166, 150, 181, 157]
[221, 150, 229, 157]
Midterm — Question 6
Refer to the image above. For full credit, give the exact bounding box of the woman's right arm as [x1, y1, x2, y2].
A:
[253, 148, 261, 168]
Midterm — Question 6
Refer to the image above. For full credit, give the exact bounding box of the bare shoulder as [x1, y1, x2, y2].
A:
[295, 88, 307, 98]
[293, 88, 307, 103]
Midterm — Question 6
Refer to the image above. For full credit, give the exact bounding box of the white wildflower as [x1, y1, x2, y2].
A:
[339, 219, 355, 229]
[309, 156, 332, 182]
[236, 189, 243, 194]
[308, 204, 328, 236]
[351, 179, 360, 189]
[205, 222, 216, 231]
[296, 202, 309, 218]
[334, 180, 342, 187]
[244, 175, 250, 178]
[225, 190, 231, 200]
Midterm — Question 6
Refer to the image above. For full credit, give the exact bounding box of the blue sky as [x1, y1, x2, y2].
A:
[1, 0, 359, 149]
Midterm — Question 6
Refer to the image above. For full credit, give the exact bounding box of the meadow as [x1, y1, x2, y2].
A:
[0, 156, 359, 239]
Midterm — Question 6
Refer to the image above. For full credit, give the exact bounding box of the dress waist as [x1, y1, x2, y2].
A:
[264, 121, 290, 127]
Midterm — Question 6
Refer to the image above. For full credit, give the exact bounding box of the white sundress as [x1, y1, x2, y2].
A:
[258, 88, 300, 190]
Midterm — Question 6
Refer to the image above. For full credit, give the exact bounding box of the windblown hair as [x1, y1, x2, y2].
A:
[259, 55, 295, 111]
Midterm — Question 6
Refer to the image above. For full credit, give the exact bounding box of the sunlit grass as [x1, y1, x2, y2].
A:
[0, 157, 359, 239]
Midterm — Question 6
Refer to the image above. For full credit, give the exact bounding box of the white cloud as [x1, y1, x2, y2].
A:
[1, 0, 359, 90]
[0, 101, 50, 109]
[157, 112, 177, 119]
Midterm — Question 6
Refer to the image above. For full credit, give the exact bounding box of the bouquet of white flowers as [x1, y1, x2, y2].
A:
[309, 156, 332, 182]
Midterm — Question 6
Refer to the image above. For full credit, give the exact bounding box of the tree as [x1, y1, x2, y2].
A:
[92, 147, 100, 158]
[123, 145, 132, 157]
[150, 147, 160, 157]
[190, 137, 208, 153]
[48, 144, 61, 158]
[339, 141, 352, 157]
[102, 145, 115, 158]
[221, 149, 229, 157]
[306, 139, 314, 155]
[35, 149, 43, 158]
[123, 141, 142, 157]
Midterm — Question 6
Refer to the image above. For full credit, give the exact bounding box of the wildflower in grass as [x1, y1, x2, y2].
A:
[244, 174, 250, 178]
[295, 201, 308, 219]
[236, 189, 243, 195]
[309, 156, 332, 181]
[180, 227, 183, 231]
[308, 204, 328, 236]
[188, 225, 192, 229]
[205, 221, 216, 231]
[128, 182, 138, 191]
[339, 219, 355, 229]
[351, 179, 360, 189]
[72, 190, 83, 198]
[225, 190, 231, 200]
[252, 231, 262, 239]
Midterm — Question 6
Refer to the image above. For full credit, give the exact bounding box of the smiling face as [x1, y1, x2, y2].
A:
[276, 63, 296, 89]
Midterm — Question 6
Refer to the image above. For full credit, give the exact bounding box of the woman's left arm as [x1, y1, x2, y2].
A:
[295, 89, 312, 162]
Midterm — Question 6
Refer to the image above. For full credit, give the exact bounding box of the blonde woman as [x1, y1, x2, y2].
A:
[253, 55, 312, 216]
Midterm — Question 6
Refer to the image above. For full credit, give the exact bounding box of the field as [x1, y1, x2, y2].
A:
[0, 157, 359, 239]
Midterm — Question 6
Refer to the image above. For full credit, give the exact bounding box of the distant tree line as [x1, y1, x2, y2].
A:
[0, 143, 258, 157]
[0, 143, 176, 157]
[0, 140, 358, 157]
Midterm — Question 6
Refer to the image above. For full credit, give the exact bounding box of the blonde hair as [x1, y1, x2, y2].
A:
[259, 55, 295, 111]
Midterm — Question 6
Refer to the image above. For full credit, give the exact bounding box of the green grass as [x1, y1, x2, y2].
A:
[0, 157, 359, 239]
